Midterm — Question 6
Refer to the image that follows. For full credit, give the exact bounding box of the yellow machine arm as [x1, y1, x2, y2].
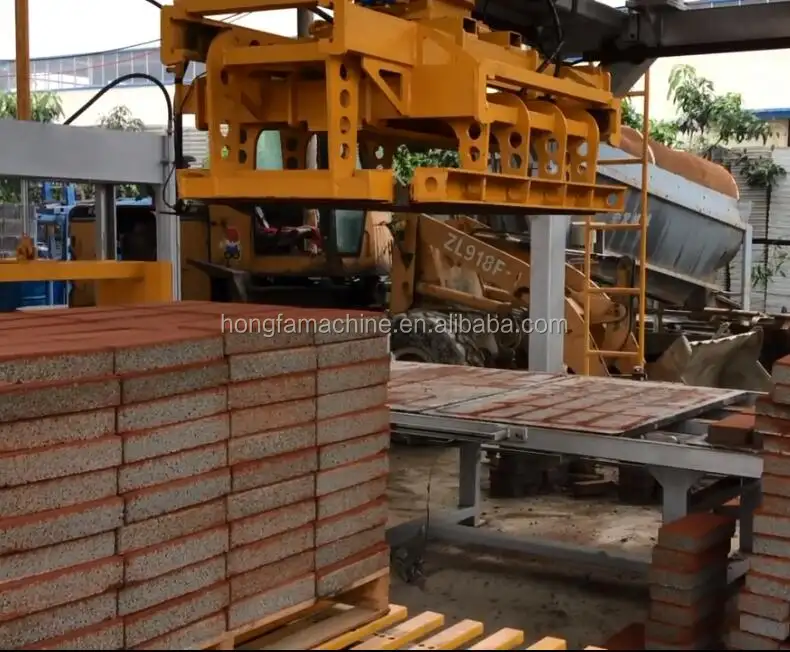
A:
[162, 0, 627, 215]
[389, 213, 639, 375]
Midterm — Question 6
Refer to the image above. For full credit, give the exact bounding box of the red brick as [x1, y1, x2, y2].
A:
[119, 442, 227, 493]
[0, 435, 121, 487]
[230, 398, 315, 437]
[317, 407, 390, 445]
[230, 500, 315, 548]
[656, 512, 735, 553]
[133, 612, 226, 650]
[231, 550, 315, 601]
[0, 556, 122, 620]
[746, 571, 790, 601]
[228, 423, 314, 466]
[120, 555, 227, 616]
[227, 372, 315, 410]
[124, 526, 229, 583]
[651, 541, 730, 573]
[750, 553, 790, 582]
[740, 612, 790, 641]
[318, 337, 389, 368]
[228, 347, 317, 383]
[649, 594, 723, 628]
[316, 498, 388, 547]
[317, 383, 388, 419]
[0, 376, 120, 422]
[0, 531, 115, 583]
[318, 477, 388, 520]
[761, 495, 790, 519]
[317, 359, 390, 395]
[231, 448, 317, 493]
[764, 453, 790, 478]
[121, 360, 228, 404]
[122, 413, 229, 464]
[763, 475, 790, 499]
[316, 453, 388, 496]
[0, 592, 117, 648]
[0, 408, 115, 454]
[603, 622, 644, 650]
[644, 611, 720, 646]
[0, 468, 118, 518]
[227, 475, 314, 521]
[123, 468, 230, 524]
[124, 581, 230, 648]
[739, 589, 790, 622]
[319, 431, 389, 470]
[227, 574, 314, 630]
[316, 544, 388, 597]
[118, 499, 226, 553]
[117, 387, 227, 433]
[755, 510, 790, 538]
[0, 496, 123, 554]
[317, 524, 386, 570]
[113, 333, 224, 374]
[727, 627, 782, 650]
[228, 523, 314, 576]
[26, 618, 124, 650]
[707, 413, 754, 446]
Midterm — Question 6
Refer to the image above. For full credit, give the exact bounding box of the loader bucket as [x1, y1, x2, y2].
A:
[646, 329, 772, 392]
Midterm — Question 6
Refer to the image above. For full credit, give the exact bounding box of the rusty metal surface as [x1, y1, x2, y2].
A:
[389, 361, 749, 436]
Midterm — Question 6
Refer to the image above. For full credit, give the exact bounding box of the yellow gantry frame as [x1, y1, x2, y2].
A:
[163, 0, 628, 214]
[582, 69, 651, 374]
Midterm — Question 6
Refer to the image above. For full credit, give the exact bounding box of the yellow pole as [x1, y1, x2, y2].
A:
[637, 69, 650, 370]
[14, 0, 32, 240]
[14, 0, 31, 121]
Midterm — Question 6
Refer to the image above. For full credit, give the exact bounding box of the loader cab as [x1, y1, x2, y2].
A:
[254, 130, 366, 257]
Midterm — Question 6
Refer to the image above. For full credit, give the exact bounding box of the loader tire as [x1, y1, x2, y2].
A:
[390, 310, 485, 366]
[390, 310, 484, 446]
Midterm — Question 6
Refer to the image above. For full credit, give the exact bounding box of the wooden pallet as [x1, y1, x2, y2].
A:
[202, 569, 390, 650]
[202, 572, 607, 650]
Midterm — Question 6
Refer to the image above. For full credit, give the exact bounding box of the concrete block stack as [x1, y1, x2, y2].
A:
[729, 355, 790, 650]
[0, 302, 391, 650]
[645, 512, 735, 650]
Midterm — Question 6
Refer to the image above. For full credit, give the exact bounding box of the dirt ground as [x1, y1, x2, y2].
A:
[384, 444, 659, 648]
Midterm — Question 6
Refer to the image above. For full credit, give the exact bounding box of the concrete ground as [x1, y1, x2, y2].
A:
[385, 444, 658, 648]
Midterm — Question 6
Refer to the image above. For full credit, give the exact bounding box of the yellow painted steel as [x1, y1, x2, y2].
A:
[0, 261, 173, 304]
[582, 69, 651, 375]
[162, 0, 628, 214]
[524, 637, 568, 650]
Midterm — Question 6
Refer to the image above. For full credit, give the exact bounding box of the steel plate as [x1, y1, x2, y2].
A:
[389, 362, 749, 436]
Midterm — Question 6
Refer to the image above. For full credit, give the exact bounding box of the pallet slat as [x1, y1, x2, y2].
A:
[199, 591, 610, 651]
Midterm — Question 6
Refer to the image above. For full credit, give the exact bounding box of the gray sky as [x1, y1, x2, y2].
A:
[0, 0, 627, 60]
[0, 0, 299, 59]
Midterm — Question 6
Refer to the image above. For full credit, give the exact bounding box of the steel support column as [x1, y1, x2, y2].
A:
[741, 224, 753, 311]
[94, 185, 117, 261]
[155, 134, 181, 300]
[529, 215, 569, 373]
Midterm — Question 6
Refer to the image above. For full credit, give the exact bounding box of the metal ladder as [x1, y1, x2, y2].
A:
[581, 69, 651, 376]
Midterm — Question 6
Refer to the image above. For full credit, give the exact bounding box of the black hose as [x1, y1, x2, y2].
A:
[142, 0, 163, 8]
[64, 73, 174, 130]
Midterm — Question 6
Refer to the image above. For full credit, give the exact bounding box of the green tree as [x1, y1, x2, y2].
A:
[0, 91, 64, 203]
[667, 64, 771, 155]
[392, 145, 459, 184]
[620, 98, 680, 147]
[92, 105, 146, 198]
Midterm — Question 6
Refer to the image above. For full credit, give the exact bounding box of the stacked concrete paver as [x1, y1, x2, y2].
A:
[0, 302, 390, 650]
[729, 355, 790, 650]
[646, 512, 735, 650]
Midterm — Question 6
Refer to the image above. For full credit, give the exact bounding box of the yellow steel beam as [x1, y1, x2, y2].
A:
[525, 637, 568, 650]
[0, 261, 163, 282]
